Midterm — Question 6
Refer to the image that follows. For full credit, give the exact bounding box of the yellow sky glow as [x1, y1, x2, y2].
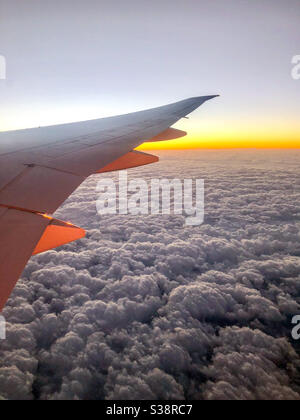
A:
[138, 135, 300, 150]
[138, 118, 300, 150]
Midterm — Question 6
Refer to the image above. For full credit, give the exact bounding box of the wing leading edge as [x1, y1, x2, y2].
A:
[0, 95, 218, 310]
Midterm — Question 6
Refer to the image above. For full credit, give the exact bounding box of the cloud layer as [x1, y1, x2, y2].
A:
[0, 149, 300, 400]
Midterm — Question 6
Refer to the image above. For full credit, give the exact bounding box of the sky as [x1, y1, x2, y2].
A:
[0, 1, 300, 400]
[0, 0, 299, 148]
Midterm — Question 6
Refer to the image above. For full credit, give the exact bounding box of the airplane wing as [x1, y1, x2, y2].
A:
[0, 95, 218, 310]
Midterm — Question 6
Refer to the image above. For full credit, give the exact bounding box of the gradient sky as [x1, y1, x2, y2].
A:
[0, 0, 299, 148]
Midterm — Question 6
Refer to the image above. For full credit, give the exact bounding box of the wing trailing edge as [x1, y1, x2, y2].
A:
[146, 128, 187, 142]
[97, 150, 159, 173]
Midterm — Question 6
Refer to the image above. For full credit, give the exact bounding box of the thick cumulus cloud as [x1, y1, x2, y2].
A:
[0, 150, 300, 400]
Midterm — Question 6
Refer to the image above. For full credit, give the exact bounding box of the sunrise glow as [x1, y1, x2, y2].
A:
[138, 118, 300, 150]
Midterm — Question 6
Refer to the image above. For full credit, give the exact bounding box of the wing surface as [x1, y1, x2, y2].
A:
[0, 96, 218, 309]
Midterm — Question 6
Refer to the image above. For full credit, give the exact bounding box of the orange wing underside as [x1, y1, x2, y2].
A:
[97, 150, 159, 173]
[33, 218, 86, 255]
[0, 208, 85, 310]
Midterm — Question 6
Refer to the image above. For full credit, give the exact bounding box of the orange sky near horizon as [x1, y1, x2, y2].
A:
[137, 118, 300, 150]
[138, 131, 300, 150]
[137, 138, 300, 151]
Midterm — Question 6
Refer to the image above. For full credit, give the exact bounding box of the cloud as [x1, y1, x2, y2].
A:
[0, 150, 300, 400]
[202, 327, 300, 400]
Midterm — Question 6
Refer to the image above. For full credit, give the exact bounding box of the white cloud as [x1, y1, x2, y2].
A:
[0, 150, 300, 400]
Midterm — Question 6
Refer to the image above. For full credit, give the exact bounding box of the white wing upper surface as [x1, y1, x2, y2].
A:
[0, 96, 218, 310]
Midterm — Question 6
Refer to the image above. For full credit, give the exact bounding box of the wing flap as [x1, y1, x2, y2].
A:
[97, 151, 159, 173]
[0, 207, 86, 309]
[33, 217, 86, 255]
[146, 128, 187, 142]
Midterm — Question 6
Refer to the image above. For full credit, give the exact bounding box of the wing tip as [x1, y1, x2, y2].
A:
[190, 95, 220, 102]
